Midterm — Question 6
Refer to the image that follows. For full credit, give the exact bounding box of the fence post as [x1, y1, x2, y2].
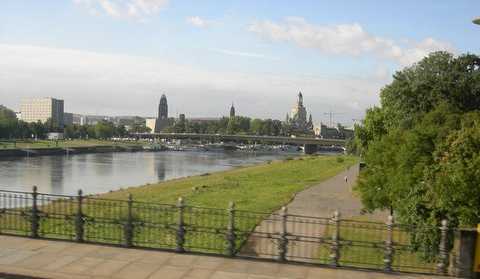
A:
[278, 206, 288, 262]
[30, 186, 39, 238]
[75, 189, 84, 243]
[175, 197, 185, 253]
[330, 210, 340, 267]
[437, 219, 449, 275]
[226, 201, 236, 257]
[455, 229, 477, 278]
[124, 193, 134, 248]
[384, 215, 394, 272]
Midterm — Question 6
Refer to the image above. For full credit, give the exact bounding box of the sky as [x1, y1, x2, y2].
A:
[0, 1, 479, 125]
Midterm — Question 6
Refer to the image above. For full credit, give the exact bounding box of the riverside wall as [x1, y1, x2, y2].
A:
[0, 145, 158, 158]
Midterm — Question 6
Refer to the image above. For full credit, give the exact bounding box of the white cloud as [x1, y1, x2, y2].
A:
[186, 16, 211, 28]
[0, 44, 385, 123]
[249, 17, 454, 66]
[74, 0, 169, 19]
[396, 38, 455, 66]
[209, 48, 277, 60]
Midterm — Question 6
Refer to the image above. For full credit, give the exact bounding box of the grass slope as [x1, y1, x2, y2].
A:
[100, 155, 358, 211]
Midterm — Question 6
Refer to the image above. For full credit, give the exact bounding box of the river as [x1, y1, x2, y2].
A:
[0, 151, 289, 195]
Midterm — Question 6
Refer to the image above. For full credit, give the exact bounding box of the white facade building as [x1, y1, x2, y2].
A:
[20, 97, 64, 128]
[146, 118, 157, 134]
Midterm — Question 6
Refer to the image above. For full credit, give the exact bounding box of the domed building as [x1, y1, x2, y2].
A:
[286, 92, 314, 133]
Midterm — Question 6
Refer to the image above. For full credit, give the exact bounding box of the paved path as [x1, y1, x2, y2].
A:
[286, 163, 386, 219]
[242, 164, 387, 259]
[0, 235, 444, 279]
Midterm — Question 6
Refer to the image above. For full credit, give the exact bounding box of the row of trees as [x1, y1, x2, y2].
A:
[0, 105, 146, 140]
[351, 52, 480, 256]
[166, 116, 313, 136]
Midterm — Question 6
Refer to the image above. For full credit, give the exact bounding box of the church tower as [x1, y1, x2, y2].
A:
[297, 91, 303, 107]
[159, 94, 168, 120]
[230, 103, 236, 118]
[154, 94, 169, 133]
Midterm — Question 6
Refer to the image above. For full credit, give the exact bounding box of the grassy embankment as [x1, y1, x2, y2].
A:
[100, 155, 358, 211]
[314, 219, 437, 273]
[0, 139, 142, 149]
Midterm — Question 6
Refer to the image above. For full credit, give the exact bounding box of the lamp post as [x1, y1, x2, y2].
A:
[474, 17, 480, 25]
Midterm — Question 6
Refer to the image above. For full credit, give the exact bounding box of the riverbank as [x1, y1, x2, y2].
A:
[0, 139, 144, 149]
[0, 139, 164, 158]
[0, 144, 152, 157]
[99, 155, 358, 212]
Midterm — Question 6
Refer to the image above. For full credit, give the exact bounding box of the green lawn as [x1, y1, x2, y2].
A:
[0, 139, 142, 150]
[313, 216, 438, 273]
[99, 155, 359, 211]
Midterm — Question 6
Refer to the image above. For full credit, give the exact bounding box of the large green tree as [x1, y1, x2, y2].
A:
[355, 52, 480, 256]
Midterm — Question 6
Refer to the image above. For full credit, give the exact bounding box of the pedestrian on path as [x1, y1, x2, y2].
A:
[344, 176, 348, 183]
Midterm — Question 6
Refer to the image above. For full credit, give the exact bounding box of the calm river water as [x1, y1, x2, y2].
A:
[0, 151, 288, 195]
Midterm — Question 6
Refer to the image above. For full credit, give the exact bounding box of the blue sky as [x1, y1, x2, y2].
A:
[1, 0, 479, 124]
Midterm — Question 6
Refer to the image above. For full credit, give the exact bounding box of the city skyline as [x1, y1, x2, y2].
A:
[1, 1, 479, 125]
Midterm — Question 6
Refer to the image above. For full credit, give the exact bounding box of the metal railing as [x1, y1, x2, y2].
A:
[0, 187, 455, 275]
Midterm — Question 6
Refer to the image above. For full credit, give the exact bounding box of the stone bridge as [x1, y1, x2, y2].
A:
[131, 133, 346, 154]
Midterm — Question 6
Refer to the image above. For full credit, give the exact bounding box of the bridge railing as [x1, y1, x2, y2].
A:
[0, 187, 458, 276]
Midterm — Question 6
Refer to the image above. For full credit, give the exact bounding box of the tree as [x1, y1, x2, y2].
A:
[94, 121, 114, 139]
[30, 121, 48, 139]
[0, 105, 18, 139]
[114, 125, 128, 137]
[354, 52, 480, 256]
[249, 119, 263, 135]
[64, 125, 76, 139]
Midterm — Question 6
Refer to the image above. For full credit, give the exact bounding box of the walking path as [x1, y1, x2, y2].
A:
[241, 164, 387, 259]
[285, 163, 386, 219]
[0, 235, 443, 279]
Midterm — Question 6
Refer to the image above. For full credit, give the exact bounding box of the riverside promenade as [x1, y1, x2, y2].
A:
[0, 235, 442, 279]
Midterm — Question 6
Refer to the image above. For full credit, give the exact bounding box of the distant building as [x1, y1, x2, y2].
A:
[80, 115, 88, 125]
[145, 118, 157, 134]
[188, 117, 221, 123]
[154, 94, 169, 132]
[315, 123, 354, 140]
[72, 114, 112, 125]
[47, 132, 64, 140]
[159, 94, 168, 120]
[20, 97, 64, 128]
[179, 114, 186, 122]
[285, 92, 313, 133]
[230, 103, 235, 118]
[64, 112, 73, 126]
[15, 112, 21, 120]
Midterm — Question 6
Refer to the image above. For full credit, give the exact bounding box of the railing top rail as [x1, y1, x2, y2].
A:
[286, 213, 331, 220]
[0, 189, 36, 195]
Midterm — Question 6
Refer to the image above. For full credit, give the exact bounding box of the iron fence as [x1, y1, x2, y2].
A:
[0, 187, 456, 275]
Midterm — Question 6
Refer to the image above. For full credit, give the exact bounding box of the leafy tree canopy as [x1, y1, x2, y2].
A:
[354, 51, 480, 256]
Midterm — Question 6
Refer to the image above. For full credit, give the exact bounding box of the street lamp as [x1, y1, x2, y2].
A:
[474, 17, 480, 25]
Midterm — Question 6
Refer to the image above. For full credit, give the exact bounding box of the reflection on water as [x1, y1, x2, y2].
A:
[0, 151, 287, 195]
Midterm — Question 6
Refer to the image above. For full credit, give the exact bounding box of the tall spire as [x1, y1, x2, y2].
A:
[229, 102, 235, 118]
[298, 91, 303, 106]
[158, 94, 168, 120]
